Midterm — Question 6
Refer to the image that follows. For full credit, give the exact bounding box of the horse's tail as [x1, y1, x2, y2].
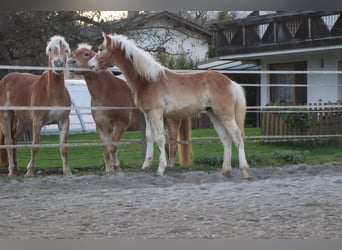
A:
[233, 81, 247, 137]
[177, 117, 193, 166]
[0, 128, 8, 167]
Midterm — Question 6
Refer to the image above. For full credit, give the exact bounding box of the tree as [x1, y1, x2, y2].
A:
[0, 11, 106, 77]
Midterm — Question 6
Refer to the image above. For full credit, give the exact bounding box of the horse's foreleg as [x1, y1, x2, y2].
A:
[206, 111, 233, 176]
[58, 119, 71, 175]
[149, 112, 167, 176]
[25, 120, 41, 177]
[141, 114, 154, 171]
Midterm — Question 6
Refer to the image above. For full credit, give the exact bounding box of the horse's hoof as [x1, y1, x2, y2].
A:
[141, 167, 149, 172]
[63, 169, 72, 175]
[240, 168, 250, 180]
[25, 172, 34, 177]
[221, 169, 232, 177]
[155, 171, 164, 177]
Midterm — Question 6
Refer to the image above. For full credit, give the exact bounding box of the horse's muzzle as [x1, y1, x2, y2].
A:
[88, 57, 98, 71]
[66, 58, 77, 72]
[53, 58, 65, 73]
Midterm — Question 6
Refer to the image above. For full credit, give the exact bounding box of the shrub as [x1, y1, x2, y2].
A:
[283, 109, 312, 130]
[270, 150, 310, 164]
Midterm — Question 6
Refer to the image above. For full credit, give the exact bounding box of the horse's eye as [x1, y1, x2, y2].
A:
[98, 47, 104, 52]
[84, 52, 89, 57]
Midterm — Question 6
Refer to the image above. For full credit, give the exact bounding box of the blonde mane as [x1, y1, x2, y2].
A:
[77, 43, 92, 50]
[46, 35, 71, 56]
[109, 34, 166, 81]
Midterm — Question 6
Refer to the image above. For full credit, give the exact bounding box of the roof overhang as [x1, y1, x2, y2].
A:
[197, 58, 260, 71]
[198, 44, 342, 70]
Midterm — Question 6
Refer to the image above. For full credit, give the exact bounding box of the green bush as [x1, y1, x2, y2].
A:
[282, 109, 312, 130]
[270, 150, 310, 164]
[194, 150, 310, 168]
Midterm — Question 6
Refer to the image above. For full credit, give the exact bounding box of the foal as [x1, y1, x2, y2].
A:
[89, 33, 250, 178]
[67, 44, 191, 170]
[67, 44, 141, 171]
[0, 35, 72, 176]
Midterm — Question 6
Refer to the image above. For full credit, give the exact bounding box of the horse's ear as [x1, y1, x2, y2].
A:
[103, 33, 111, 49]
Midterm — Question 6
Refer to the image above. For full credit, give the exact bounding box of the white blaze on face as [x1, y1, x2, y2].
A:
[88, 56, 98, 70]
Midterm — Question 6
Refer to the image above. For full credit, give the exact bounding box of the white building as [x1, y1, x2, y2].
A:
[109, 11, 212, 64]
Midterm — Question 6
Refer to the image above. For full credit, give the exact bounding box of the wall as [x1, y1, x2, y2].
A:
[260, 52, 341, 106]
[307, 55, 339, 103]
[127, 18, 209, 63]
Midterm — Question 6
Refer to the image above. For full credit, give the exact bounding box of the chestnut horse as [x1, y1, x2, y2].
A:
[89, 33, 250, 178]
[0, 35, 72, 176]
[67, 44, 192, 170]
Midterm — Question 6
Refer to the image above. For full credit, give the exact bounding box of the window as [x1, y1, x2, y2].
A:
[269, 62, 307, 104]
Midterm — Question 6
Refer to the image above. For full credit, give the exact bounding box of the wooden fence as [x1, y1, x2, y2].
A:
[261, 103, 342, 141]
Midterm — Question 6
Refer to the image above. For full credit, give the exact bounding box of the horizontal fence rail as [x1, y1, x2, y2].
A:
[1, 64, 342, 150]
[1, 64, 342, 75]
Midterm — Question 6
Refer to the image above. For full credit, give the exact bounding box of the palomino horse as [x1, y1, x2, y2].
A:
[88, 33, 250, 179]
[0, 35, 72, 176]
[67, 44, 192, 170]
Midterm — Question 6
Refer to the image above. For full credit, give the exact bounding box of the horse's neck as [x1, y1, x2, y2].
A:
[46, 71, 63, 87]
[84, 72, 106, 102]
[116, 55, 141, 95]
[44, 71, 68, 101]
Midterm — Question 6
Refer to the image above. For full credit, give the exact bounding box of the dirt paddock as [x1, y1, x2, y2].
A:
[0, 162, 342, 239]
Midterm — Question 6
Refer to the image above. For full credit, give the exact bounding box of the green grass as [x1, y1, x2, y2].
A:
[3, 128, 342, 174]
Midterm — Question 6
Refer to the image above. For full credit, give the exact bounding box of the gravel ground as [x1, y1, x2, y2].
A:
[0, 162, 342, 239]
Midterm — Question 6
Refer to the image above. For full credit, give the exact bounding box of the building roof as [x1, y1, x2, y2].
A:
[198, 11, 342, 70]
[108, 11, 212, 38]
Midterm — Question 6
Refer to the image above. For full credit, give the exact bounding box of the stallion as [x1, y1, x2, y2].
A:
[0, 35, 72, 176]
[89, 32, 250, 179]
[67, 44, 192, 170]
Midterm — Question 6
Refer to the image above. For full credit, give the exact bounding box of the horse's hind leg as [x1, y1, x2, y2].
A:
[206, 111, 233, 176]
[164, 118, 181, 167]
[2, 134, 16, 175]
[97, 127, 114, 172]
[1, 111, 18, 176]
[110, 124, 127, 171]
[0, 129, 8, 166]
[219, 114, 250, 179]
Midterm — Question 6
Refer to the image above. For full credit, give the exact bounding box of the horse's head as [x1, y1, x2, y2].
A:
[46, 35, 71, 74]
[67, 44, 96, 75]
[88, 32, 117, 71]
